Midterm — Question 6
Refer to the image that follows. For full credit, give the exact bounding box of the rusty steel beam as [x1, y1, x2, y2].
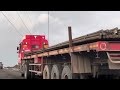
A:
[68, 26, 73, 47]
[44, 28, 120, 51]
[24, 27, 120, 56]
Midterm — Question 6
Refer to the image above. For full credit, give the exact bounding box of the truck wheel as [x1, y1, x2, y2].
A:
[61, 65, 72, 79]
[20, 64, 24, 77]
[51, 64, 62, 79]
[43, 65, 51, 79]
[24, 62, 30, 79]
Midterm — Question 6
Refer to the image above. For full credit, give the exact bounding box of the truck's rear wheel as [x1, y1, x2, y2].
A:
[43, 65, 51, 79]
[61, 65, 72, 79]
[51, 64, 62, 79]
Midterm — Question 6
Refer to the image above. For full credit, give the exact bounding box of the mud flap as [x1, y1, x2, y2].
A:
[71, 53, 91, 73]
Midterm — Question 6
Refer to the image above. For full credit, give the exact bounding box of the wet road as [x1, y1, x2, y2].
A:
[0, 68, 24, 79]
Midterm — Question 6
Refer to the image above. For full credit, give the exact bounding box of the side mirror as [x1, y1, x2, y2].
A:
[17, 47, 19, 50]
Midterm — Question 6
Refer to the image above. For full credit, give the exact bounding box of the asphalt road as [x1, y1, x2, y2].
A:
[0, 68, 24, 79]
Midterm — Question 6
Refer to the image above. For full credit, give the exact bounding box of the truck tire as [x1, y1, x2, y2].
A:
[51, 64, 62, 79]
[43, 65, 51, 79]
[61, 65, 72, 79]
[24, 62, 30, 79]
[20, 64, 24, 77]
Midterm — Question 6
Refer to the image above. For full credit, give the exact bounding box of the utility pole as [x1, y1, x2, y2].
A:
[48, 11, 49, 43]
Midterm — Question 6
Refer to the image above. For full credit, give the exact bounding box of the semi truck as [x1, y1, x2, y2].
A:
[17, 26, 120, 79]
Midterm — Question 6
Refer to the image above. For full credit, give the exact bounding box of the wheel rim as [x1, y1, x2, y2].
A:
[61, 65, 72, 79]
[43, 65, 51, 79]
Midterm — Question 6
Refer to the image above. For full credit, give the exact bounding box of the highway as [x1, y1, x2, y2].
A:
[0, 68, 24, 79]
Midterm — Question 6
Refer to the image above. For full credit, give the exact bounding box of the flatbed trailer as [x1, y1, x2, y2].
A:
[20, 27, 120, 79]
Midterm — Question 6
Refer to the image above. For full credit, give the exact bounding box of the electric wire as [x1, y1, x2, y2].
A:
[1, 11, 23, 37]
[16, 11, 31, 34]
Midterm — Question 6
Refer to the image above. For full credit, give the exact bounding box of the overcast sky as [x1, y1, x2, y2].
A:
[0, 11, 120, 67]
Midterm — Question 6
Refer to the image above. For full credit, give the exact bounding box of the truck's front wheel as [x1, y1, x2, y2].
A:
[19, 64, 24, 77]
[24, 62, 30, 79]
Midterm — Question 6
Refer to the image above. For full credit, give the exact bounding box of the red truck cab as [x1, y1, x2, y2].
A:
[17, 35, 49, 64]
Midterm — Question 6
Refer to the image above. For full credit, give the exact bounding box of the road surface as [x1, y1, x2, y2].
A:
[0, 68, 24, 79]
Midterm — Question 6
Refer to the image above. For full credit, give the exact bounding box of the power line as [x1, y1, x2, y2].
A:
[1, 11, 23, 37]
[6, 12, 28, 35]
[17, 11, 31, 34]
[25, 11, 33, 28]
[16, 11, 31, 34]
[25, 11, 34, 34]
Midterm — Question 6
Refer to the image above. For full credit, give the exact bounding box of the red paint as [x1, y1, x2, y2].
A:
[17, 35, 48, 64]
[109, 43, 120, 50]
[98, 41, 108, 51]
[98, 41, 120, 51]
[34, 58, 41, 63]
